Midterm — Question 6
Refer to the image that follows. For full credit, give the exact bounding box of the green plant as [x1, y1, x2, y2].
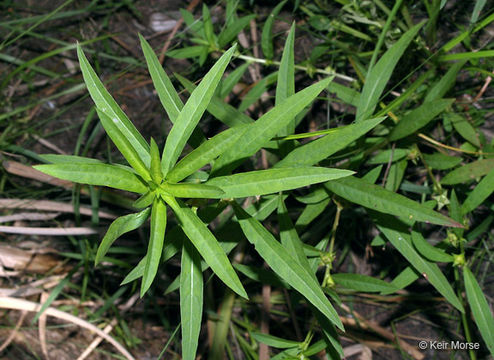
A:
[27, 1, 494, 359]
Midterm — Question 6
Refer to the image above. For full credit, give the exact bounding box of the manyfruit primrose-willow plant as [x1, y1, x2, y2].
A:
[34, 34, 355, 358]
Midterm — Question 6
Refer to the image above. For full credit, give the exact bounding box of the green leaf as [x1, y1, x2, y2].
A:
[424, 60, 466, 102]
[202, 4, 216, 47]
[463, 266, 494, 356]
[180, 238, 203, 360]
[176, 73, 254, 127]
[411, 231, 453, 263]
[388, 99, 454, 141]
[166, 125, 249, 183]
[121, 258, 146, 285]
[233, 203, 344, 330]
[261, 0, 288, 59]
[167, 46, 206, 59]
[149, 138, 163, 184]
[278, 196, 315, 280]
[39, 154, 102, 164]
[207, 167, 354, 198]
[423, 153, 462, 170]
[461, 169, 494, 214]
[133, 191, 155, 209]
[332, 273, 398, 293]
[356, 21, 425, 122]
[77, 44, 150, 167]
[218, 15, 256, 49]
[386, 266, 419, 294]
[95, 208, 151, 264]
[368, 148, 409, 165]
[218, 62, 250, 99]
[251, 332, 299, 349]
[373, 213, 464, 312]
[141, 196, 167, 296]
[276, 22, 296, 136]
[165, 196, 247, 299]
[324, 176, 461, 227]
[276, 117, 385, 168]
[96, 110, 151, 181]
[327, 82, 360, 107]
[441, 159, 494, 185]
[448, 112, 482, 147]
[33, 163, 148, 193]
[214, 77, 333, 173]
[161, 45, 236, 176]
[139, 34, 183, 123]
[160, 182, 224, 199]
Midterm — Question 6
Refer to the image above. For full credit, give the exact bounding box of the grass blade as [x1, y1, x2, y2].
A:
[356, 21, 425, 122]
[463, 266, 494, 356]
[34, 163, 148, 193]
[233, 203, 343, 330]
[165, 196, 247, 299]
[180, 238, 203, 360]
[207, 167, 354, 198]
[139, 34, 183, 123]
[95, 208, 151, 264]
[161, 46, 236, 176]
[325, 176, 462, 227]
[77, 44, 150, 167]
[141, 196, 167, 296]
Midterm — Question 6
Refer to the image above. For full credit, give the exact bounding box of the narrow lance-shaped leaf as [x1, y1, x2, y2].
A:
[77, 44, 150, 166]
[214, 77, 333, 173]
[33, 163, 148, 194]
[372, 213, 464, 312]
[276, 117, 385, 168]
[461, 168, 494, 214]
[261, 0, 288, 59]
[332, 273, 398, 293]
[276, 22, 296, 136]
[448, 112, 481, 148]
[325, 176, 462, 227]
[463, 266, 494, 356]
[139, 34, 183, 122]
[277, 196, 315, 280]
[424, 60, 466, 102]
[388, 99, 454, 141]
[160, 182, 224, 199]
[166, 125, 249, 183]
[207, 167, 354, 198]
[441, 159, 494, 185]
[133, 191, 155, 209]
[218, 15, 256, 49]
[141, 196, 167, 296]
[180, 238, 203, 360]
[411, 231, 453, 263]
[161, 45, 236, 176]
[96, 110, 151, 181]
[149, 138, 163, 184]
[164, 195, 247, 299]
[95, 208, 151, 264]
[233, 203, 344, 330]
[356, 21, 425, 122]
